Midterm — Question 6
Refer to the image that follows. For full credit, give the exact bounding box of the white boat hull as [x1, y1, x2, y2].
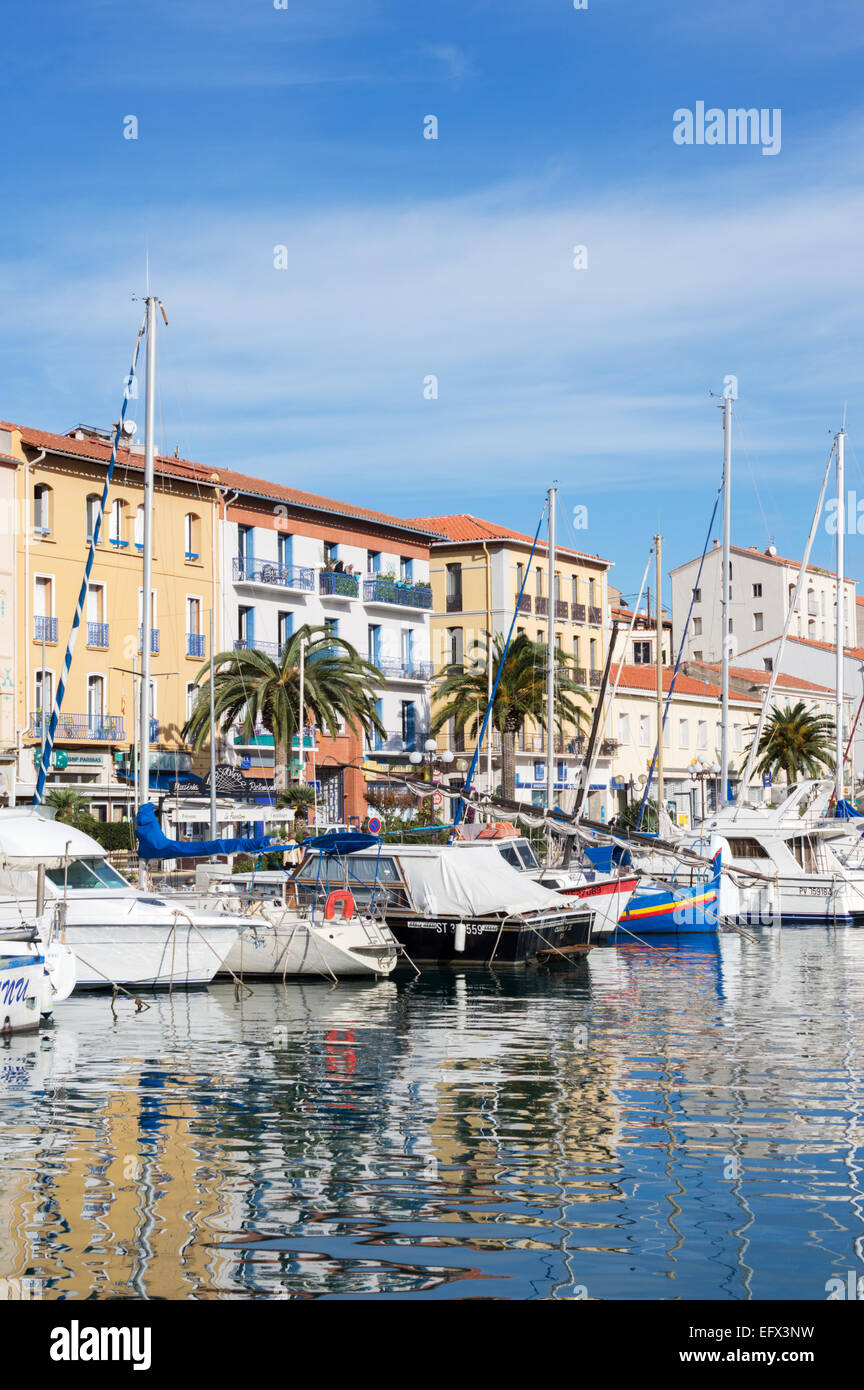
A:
[0, 948, 48, 1034]
[224, 916, 398, 978]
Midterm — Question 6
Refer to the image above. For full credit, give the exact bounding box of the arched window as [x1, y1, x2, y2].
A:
[33, 483, 53, 535]
[108, 498, 128, 546]
[85, 494, 101, 544]
[184, 512, 201, 559]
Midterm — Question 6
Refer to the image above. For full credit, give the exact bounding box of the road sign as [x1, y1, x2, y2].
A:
[367, 815, 382, 834]
[431, 791, 444, 810]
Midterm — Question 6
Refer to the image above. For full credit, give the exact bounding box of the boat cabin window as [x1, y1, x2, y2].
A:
[725, 838, 771, 860]
[788, 835, 822, 874]
[498, 844, 523, 870]
[497, 841, 541, 871]
[46, 857, 129, 890]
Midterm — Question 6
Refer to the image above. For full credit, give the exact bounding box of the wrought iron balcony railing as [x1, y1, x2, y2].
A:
[34, 616, 57, 642]
[590, 668, 603, 688]
[319, 570, 360, 598]
[186, 632, 206, 659]
[233, 557, 315, 591]
[29, 712, 124, 742]
[588, 606, 602, 625]
[516, 593, 531, 613]
[364, 577, 433, 609]
[377, 660, 434, 682]
[535, 596, 548, 616]
[87, 622, 109, 648]
[555, 600, 569, 620]
[138, 627, 160, 653]
[571, 602, 586, 622]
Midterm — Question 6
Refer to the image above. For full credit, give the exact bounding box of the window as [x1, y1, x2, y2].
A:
[277, 610, 293, 648]
[85, 494, 101, 543]
[554, 571, 561, 601]
[108, 498, 126, 545]
[400, 556, 413, 583]
[185, 682, 198, 722]
[368, 624, 382, 666]
[87, 674, 105, 727]
[633, 640, 651, 664]
[33, 483, 52, 534]
[573, 636, 581, 666]
[571, 575, 579, 603]
[238, 525, 254, 563]
[753, 612, 764, 631]
[446, 626, 464, 668]
[728, 618, 733, 633]
[679, 718, 689, 747]
[752, 583, 762, 598]
[693, 650, 703, 661]
[446, 562, 462, 611]
[515, 562, 525, 593]
[618, 712, 631, 743]
[277, 533, 292, 569]
[134, 505, 145, 548]
[734, 723, 743, 751]
[692, 617, 702, 636]
[34, 575, 53, 618]
[401, 701, 416, 750]
[763, 657, 773, 672]
[373, 699, 384, 750]
[186, 596, 201, 637]
[590, 638, 598, 670]
[726, 837, 771, 861]
[324, 617, 339, 637]
[184, 513, 201, 558]
[693, 587, 701, 603]
[697, 720, 708, 749]
[34, 668, 53, 716]
[367, 550, 381, 573]
[323, 540, 338, 565]
[535, 568, 544, 597]
[639, 714, 650, 747]
[401, 629, 414, 667]
[238, 605, 254, 647]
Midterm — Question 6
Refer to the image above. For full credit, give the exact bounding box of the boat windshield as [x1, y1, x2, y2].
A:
[498, 841, 541, 871]
[46, 857, 130, 891]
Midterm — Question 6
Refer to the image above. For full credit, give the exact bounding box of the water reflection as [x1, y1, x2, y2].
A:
[0, 929, 862, 1299]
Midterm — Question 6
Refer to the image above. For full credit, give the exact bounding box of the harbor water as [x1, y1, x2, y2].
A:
[1, 926, 863, 1301]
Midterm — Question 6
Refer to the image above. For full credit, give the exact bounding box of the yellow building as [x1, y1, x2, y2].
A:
[406, 514, 612, 806]
[3, 418, 220, 814]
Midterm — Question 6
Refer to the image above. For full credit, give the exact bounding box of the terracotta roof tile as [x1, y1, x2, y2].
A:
[406, 512, 609, 565]
[610, 663, 759, 702]
[693, 661, 833, 694]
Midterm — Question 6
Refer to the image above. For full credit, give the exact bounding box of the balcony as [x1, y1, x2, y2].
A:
[28, 712, 124, 742]
[571, 602, 586, 622]
[233, 557, 315, 592]
[445, 592, 463, 613]
[377, 660, 434, 682]
[367, 730, 430, 756]
[364, 577, 433, 610]
[573, 665, 588, 684]
[535, 596, 548, 616]
[87, 622, 109, 648]
[186, 632, 207, 659]
[555, 600, 569, 620]
[234, 638, 282, 660]
[138, 627, 160, 654]
[588, 606, 602, 625]
[590, 669, 603, 688]
[319, 570, 360, 600]
[516, 593, 531, 614]
[34, 616, 58, 643]
[599, 738, 620, 756]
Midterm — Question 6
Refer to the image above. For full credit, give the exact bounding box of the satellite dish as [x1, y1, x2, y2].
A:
[121, 420, 137, 436]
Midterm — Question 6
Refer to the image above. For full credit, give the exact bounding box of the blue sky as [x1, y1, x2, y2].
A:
[2, 0, 864, 603]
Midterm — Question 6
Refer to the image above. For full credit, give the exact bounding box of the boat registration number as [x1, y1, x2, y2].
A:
[797, 886, 832, 897]
[407, 920, 496, 934]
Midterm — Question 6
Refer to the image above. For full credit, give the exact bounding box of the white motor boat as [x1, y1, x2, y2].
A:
[702, 782, 864, 926]
[202, 870, 400, 979]
[0, 808, 244, 990]
[0, 924, 76, 1033]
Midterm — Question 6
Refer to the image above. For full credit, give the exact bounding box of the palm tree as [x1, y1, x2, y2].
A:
[431, 632, 589, 800]
[183, 624, 386, 793]
[45, 787, 96, 832]
[744, 701, 835, 784]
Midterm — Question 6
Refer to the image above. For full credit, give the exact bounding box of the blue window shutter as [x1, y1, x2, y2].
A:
[246, 607, 255, 649]
[403, 701, 416, 749]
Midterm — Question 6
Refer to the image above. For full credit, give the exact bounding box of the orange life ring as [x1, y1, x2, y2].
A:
[324, 889, 355, 921]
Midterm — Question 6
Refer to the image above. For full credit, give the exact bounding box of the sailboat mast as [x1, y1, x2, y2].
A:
[655, 533, 664, 813]
[545, 485, 557, 810]
[720, 392, 733, 806]
[209, 605, 217, 840]
[138, 295, 156, 887]
[835, 426, 846, 803]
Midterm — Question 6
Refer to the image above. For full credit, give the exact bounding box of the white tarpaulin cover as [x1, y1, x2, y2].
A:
[0, 808, 107, 868]
[395, 845, 574, 918]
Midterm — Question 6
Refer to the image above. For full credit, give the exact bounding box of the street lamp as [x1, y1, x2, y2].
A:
[689, 756, 721, 824]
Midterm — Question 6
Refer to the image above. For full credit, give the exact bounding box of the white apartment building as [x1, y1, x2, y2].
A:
[670, 543, 856, 666]
[606, 661, 837, 825]
[214, 468, 440, 824]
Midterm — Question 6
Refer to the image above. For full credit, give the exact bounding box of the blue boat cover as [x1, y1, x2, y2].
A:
[834, 798, 862, 820]
[301, 831, 380, 856]
[135, 802, 286, 861]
